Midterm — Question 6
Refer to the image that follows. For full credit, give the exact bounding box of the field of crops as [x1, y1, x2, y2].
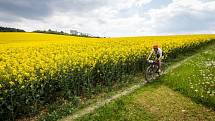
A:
[0, 32, 215, 120]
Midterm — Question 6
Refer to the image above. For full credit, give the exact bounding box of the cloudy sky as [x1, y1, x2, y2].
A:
[0, 0, 215, 37]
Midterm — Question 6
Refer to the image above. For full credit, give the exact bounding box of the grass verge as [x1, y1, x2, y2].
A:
[162, 42, 215, 109]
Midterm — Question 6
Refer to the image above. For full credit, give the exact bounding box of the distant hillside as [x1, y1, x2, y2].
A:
[0, 26, 25, 32]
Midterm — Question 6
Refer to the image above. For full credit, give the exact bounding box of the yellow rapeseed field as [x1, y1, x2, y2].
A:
[0, 32, 215, 119]
[0, 33, 214, 87]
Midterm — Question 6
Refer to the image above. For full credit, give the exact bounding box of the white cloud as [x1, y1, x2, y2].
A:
[139, 0, 215, 35]
[0, 0, 215, 37]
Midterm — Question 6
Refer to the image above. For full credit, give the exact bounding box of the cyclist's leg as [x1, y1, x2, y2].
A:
[154, 58, 161, 73]
[157, 60, 161, 73]
[155, 54, 162, 72]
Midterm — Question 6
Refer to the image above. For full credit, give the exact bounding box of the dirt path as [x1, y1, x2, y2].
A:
[165, 54, 196, 73]
[60, 54, 197, 121]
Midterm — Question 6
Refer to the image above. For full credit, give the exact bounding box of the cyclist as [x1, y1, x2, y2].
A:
[147, 45, 163, 73]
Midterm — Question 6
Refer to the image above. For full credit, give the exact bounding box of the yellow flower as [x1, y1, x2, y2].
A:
[9, 81, 15, 86]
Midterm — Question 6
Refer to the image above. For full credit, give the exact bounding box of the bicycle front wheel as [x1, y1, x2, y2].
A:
[145, 66, 156, 82]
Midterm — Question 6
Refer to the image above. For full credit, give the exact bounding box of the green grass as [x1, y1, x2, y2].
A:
[163, 43, 215, 109]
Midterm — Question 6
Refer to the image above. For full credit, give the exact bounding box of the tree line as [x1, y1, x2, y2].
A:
[0, 26, 25, 32]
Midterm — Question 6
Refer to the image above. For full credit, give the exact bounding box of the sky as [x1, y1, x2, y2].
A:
[0, 0, 215, 37]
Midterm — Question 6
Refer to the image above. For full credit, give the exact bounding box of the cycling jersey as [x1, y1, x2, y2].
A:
[147, 48, 163, 60]
[155, 48, 162, 59]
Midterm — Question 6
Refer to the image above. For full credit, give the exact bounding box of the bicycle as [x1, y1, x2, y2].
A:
[144, 60, 166, 82]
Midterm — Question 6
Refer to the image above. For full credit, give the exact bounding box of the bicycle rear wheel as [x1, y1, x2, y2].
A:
[160, 62, 167, 75]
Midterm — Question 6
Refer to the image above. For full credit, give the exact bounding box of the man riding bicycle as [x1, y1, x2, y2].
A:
[147, 45, 163, 73]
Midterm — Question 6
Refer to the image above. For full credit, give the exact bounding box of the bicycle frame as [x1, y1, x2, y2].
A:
[147, 60, 159, 69]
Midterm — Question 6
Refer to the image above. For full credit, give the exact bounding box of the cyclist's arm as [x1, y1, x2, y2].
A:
[147, 50, 153, 60]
